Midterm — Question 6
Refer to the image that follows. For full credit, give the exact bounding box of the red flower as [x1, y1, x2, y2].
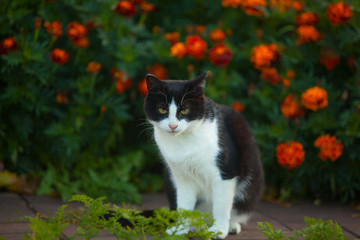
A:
[326, 2, 352, 26]
[56, 90, 68, 104]
[114, 1, 137, 17]
[67, 22, 87, 41]
[297, 25, 321, 44]
[44, 20, 63, 40]
[320, 49, 340, 71]
[111, 68, 132, 93]
[296, 12, 318, 26]
[186, 35, 207, 60]
[147, 63, 167, 80]
[231, 101, 245, 113]
[209, 29, 226, 42]
[276, 141, 305, 170]
[280, 94, 305, 119]
[50, 48, 69, 65]
[209, 43, 232, 67]
[138, 78, 148, 95]
[0, 36, 18, 55]
[314, 134, 343, 162]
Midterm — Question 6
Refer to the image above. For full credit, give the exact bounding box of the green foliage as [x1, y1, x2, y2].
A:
[1, 0, 360, 203]
[257, 217, 351, 240]
[22, 194, 218, 240]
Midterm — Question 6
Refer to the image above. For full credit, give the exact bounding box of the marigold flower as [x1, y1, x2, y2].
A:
[164, 32, 180, 45]
[320, 50, 340, 71]
[140, 1, 155, 13]
[209, 29, 226, 42]
[147, 63, 167, 80]
[314, 134, 343, 162]
[67, 22, 87, 41]
[186, 35, 207, 60]
[86, 62, 102, 74]
[195, 25, 206, 35]
[0, 36, 18, 55]
[286, 69, 295, 79]
[50, 48, 69, 65]
[260, 67, 282, 85]
[34, 17, 42, 29]
[297, 25, 321, 44]
[296, 12, 318, 26]
[114, 1, 137, 17]
[276, 141, 305, 170]
[170, 42, 187, 59]
[301, 86, 328, 111]
[44, 21, 63, 40]
[250, 44, 279, 70]
[326, 2, 352, 26]
[292, 1, 303, 11]
[111, 68, 132, 93]
[281, 94, 305, 119]
[240, 0, 267, 16]
[222, 0, 242, 8]
[138, 78, 148, 95]
[72, 36, 89, 48]
[231, 101, 245, 113]
[209, 43, 233, 67]
[56, 91, 68, 104]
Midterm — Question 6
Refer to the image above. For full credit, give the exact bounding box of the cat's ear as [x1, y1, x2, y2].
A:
[189, 72, 207, 90]
[146, 74, 163, 92]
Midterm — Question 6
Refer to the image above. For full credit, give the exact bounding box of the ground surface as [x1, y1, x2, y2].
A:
[0, 192, 359, 239]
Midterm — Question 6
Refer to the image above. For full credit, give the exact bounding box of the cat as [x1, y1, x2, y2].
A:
[144, 72, 264, 239]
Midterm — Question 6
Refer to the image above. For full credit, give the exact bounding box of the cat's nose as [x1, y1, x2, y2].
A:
[169, 123, 178, 131]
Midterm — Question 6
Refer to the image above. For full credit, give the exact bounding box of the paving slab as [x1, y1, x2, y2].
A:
[0, 193, 35, 223]
[0, 223, 32, 240]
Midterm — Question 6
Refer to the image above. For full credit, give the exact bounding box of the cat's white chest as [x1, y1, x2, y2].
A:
[154, 119, 220, 181]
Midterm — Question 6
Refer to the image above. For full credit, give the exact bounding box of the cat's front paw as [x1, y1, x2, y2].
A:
[208, 225, 228, 239]
[166, 224, 190, 236]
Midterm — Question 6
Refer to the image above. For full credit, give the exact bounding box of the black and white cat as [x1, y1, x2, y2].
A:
[144, 72, 264, 239]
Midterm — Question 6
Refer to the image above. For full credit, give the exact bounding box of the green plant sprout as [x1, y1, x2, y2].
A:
[22, 194, 218, 240]
[258, 216, 352, 240]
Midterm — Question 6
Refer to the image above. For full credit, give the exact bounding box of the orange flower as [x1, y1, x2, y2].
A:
[281, 94, 305, 119]
[140, 1, 155, 13]
[111, 68, 132, 93]
[138, 78, 148, 95]
[147, 63, 167, 80]
[209, 43, 233, 67]
[186, 35, 207, 60]
[50, 48, 69, 65]
[44, 20, 63, 40]
[86, 62, 102, 74]
[231, 101, 245, 112]
[209, 29, 226, 42]
[34, 17, 42, 29]
[67, 22, 87, 41]
[301, 86, 328, 111]
[326, 2, 352, 26]
[56, 91, 68, 104]
[297, 25, 321, 44]
[72, 36, 89, 48]
[170, 42, 187, 59]
[164, 32, 180, 45]
[195, 25, 206, 35]
[114, 1, 137, 17]
[296, 12, 318, 26]
[270, 0, 303, 12]
[240, 0, 267, 16]
[0, 36, 18, 55]
[250, 44, 278, 70]
[276, 141, 305, 170]
[260, 67, 282, 85]
[320, 49, 340, 71]
[286, 69, 295, 79]
[222, 0, 242, 8]
[314, 134, 343, 161]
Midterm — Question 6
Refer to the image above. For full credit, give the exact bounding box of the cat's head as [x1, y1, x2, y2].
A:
[144, 72, 208, 135]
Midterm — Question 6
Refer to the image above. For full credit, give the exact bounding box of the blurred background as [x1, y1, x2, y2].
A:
[0, 0, 359, 204]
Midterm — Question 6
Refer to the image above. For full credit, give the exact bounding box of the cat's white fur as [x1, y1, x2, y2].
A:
[150, 100, 249, 239]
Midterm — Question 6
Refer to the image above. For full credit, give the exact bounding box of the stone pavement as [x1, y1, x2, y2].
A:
[0, 192, 359, 240]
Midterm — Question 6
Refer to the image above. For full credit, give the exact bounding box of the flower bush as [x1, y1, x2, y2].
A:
[1, 0, 359, 203]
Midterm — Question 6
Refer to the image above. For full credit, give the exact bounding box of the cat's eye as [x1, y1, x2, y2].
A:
[158, 108, 167, 114]
[180, 109, 190, 115]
